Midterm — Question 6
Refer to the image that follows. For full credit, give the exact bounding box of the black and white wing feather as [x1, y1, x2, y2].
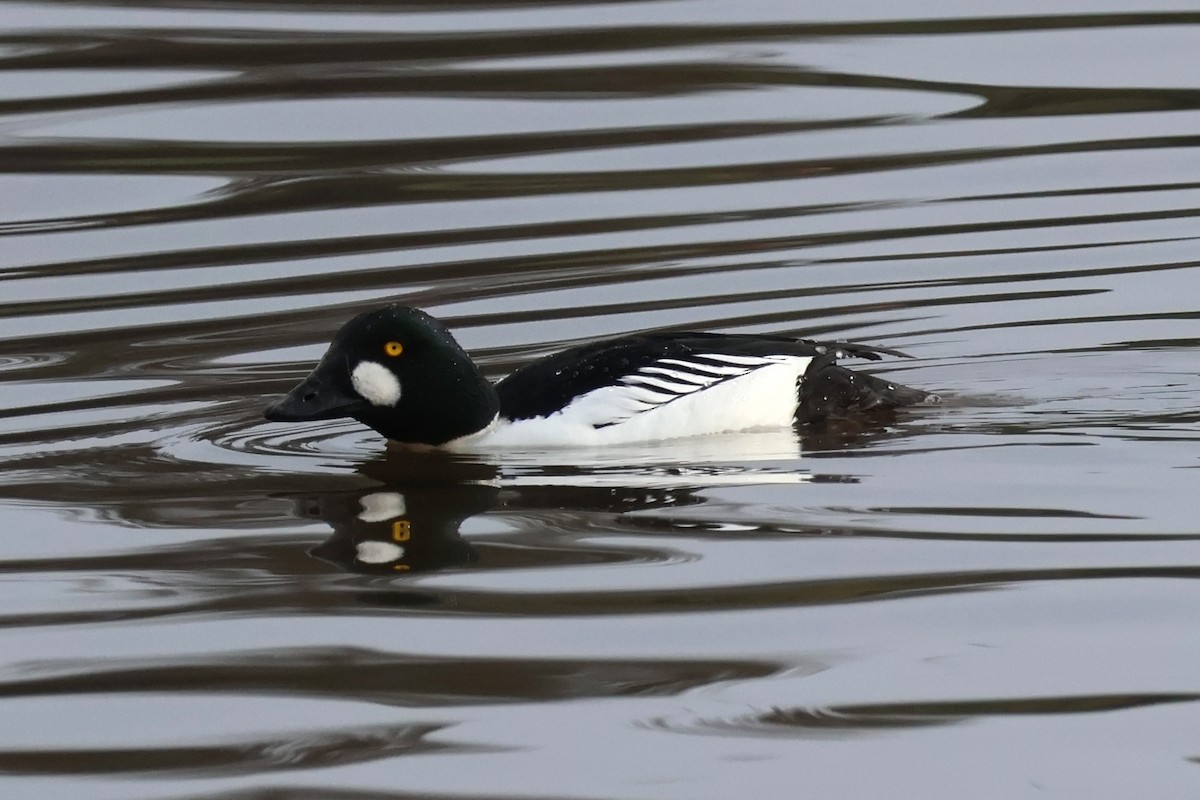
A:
[495, 332, 827, 427]
[591, 352, 807, 428]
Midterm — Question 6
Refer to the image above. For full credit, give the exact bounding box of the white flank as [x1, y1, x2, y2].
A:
[453, 355, 812, 449]
[356, 541, 406, 564]
[357, 491, 406, 522]
[351, 360, 401, 407]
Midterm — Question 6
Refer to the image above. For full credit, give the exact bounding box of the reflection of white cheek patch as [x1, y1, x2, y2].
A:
[357, 491, 406, 522]
[356, 540, 405, 564]
[351, 361, 401, 407]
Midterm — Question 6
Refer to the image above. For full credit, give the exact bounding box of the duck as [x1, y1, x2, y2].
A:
[264, 305, 937, 449]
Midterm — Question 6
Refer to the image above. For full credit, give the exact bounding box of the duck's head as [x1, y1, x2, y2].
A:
[264, 305, 499, 446]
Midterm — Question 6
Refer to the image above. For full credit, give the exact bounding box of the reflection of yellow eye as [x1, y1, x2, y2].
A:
[384, 341, 403, 357]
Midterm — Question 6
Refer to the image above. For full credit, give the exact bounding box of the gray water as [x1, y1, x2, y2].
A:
[2, 2, 1200, 798]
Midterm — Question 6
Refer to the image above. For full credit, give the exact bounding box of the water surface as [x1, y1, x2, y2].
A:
[2, 1, 1200, 798]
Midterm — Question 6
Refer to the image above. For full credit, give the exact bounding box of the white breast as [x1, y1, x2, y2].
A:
[451, 355, 811, 449]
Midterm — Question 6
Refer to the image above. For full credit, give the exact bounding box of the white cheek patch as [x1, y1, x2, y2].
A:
[351, 360, 401, 407]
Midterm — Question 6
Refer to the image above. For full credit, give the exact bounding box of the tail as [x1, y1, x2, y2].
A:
[796, 359, 938, 425]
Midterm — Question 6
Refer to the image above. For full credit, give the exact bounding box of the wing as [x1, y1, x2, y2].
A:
[495, 332, 829, 424]
[581, 351, 808, 429]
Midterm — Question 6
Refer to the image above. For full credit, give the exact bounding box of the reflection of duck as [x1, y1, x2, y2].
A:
[265, 305, 936, 448]
[298, 452, 706, 576]
[299, 479, 709, 577]
[292, 435, 875, 577]
[305, 483, 493, 575]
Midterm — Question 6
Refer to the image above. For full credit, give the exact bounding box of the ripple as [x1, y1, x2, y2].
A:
[648, 693, 1200, 739]
[0, 722, 467, 777]
[166, 416, 381, 474]
[0, 352, 68, 374]
[0, 646, 780, 706]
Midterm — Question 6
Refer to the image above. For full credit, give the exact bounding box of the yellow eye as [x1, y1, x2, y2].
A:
[384, 341, 404, 357]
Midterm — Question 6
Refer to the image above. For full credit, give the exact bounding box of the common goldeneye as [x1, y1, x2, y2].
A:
[264, 305, 936, 448]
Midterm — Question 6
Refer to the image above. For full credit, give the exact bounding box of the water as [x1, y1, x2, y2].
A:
[2, 1, 1200, 797]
